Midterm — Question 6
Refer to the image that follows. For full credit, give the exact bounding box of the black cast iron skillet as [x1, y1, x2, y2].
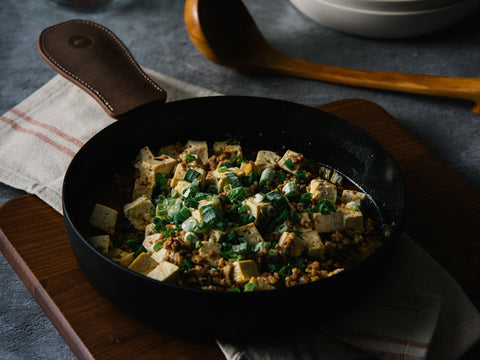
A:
[38, 20, 405, 338]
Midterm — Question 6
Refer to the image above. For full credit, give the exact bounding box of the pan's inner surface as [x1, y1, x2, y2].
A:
[62, 96, 405, 333]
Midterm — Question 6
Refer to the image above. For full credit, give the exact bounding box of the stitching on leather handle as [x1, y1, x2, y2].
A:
[40, 19, 166, 113]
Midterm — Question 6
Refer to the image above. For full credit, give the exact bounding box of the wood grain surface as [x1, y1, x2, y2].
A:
[1, 99, 479, 359]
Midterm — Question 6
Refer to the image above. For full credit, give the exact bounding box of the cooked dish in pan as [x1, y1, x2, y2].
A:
[86, 140, 385, 291]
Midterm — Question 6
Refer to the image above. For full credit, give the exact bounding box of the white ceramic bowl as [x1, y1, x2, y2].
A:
[289, 0, 480, 38]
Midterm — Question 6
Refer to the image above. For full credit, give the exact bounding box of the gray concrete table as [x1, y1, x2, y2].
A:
[1, 0, 479, 359]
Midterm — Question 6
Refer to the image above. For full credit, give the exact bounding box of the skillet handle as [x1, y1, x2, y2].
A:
[38, 19, 167, 118]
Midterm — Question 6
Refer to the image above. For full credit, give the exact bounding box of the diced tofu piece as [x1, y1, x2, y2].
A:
[142, 233, 163, 252]
[338, 205, 364, 234]
[146, 262, 179, 282]
[135, 146, 155, 163]
[242, 196, 275, 228]
[173, 179, 191, 196]
[311, 211, 344, 233]
[108, 248, 134, 267]
[150, 247, 176, 263]
[135, 154, 176, 182]
[341, 189, 366, 207]
[207, 167, 245, 192]
[145, 223, 157, 237]
[171, 163, 206, 188]
[254, 150, 280, 172]
[278, 150, 305, 173]
[213, 141, 243, 159]
[206, 229, 224, 243]
[301, 230, 325, 258]
[233, 223, 264, 248]
[233, 260, 259, 284]
[240, 161, 257, 176]
[185, 140, 209, 164]
[87, 235, 112, 256]
[158, 143, 184, 159]
[132, 177, 154, 200]
[247, 276, 276, 291]
[278, 231, 306, 257]
[124, 195, 154, 231]
[90, 203, 118, 235]
[198, 240, 222, 266]
[127, 252, 158, 275]
[308, 179, 337, 204]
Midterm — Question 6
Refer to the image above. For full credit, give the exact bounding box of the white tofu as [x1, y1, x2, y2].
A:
[146, 261, 179, 282]
[242, 197, 275, 228]
[207, 167, 245, 192]
[135, 146, 155, 163]
[296, 213, 313, 231]
[145, 223, 157, 237]
[278, 231, 306, 257]
[254, 150, 280, 172]
[213, 141, 242, 159]
[301, 230, 325, 258]
[233, 260, 259, 284]
[198, 240, 222, 267]
[150, 247, 175, 263]
[309, 179, 337, 204]
[171, 163, 206, 188]
[206, 229, 224, 243]
[338, 205, 364, 234]
[127, 252, 158, 275]
[278, 149, 304, 173]
[108, 248, 134, 267]
[135, 154, 176, 182]
[311, 211, 344, 233]
[233, 223, 264, 248]
[240, 161, 257, 176]
[341, 189, 366, 207]
[185, 140, 209, 164]
[247, 276, 276, 291]
[90, 203, 118, 235]
[173, 179, 191, 196]
[142, 233, 163, 252]
[124, 195, 154, 231]
[132, 177, 154, 200]
[87, 234, 112, 256]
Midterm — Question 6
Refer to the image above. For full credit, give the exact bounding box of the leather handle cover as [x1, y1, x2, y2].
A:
[38, 19, 167, 118]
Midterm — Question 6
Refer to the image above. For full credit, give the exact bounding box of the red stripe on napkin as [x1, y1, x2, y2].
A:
[0, 116, 76, 158]
[9, 108, 84, 147]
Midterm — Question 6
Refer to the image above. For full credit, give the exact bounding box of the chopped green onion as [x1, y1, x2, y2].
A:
[278, 263, 293, 277]
[318, 199, 336, 215]
[184, 168, 201, 183]
[226, 172, 242, 188]
[155, 173, 168, 190]
[184, 153, 196, 163]
[244, 282, 255, 292]
[300, 192, 312, 204]
[228, 287, 241, 292]
[295, 170, 307, 183]
[184, 231, 199, 242]
[134, 245, 147, 258]
[217, 166, 227, 173]
[254, 241, 271, 252]
[181, 217, 198, 232]
[173, 206, 191, 224]
[284, 158, 294, 170]
[153, 242, 163, 252]
[179, 258, 195, 272]
[259, 168, 275, 186]
[278, 171, 287, 182]
[282, 181, 297, 195]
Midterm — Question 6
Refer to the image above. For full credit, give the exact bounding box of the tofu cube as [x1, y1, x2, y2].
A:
[151, 247, 176, 264]
[242, 197, 275, 228]
[146, 262, 179, 282]
[338, 205, 364, 234]
[87, 234, 112, 256]
[278, 150, 305, 173]
[213, 141, 243, 159]
[142, 233, 163, 253]
[296, 212, 313, 231]
[198, 240, 222, 266]
[132, 177, 154, 200]
[311, 211, 344, 233]
[135, 154, 176, 182]
[247, 276, 276, 291]
[145, 223, 157, 237]
[185, 140, 209, 164]
[173, 179, 191, 196]
[207, 167, 245, 192]
[135, 146, 155, 163]
[240, 161, 257, 176]
[341, 189, 366, 207]
[254, 150, 280, 172]
[233, 223, 264, 248]
[171, 163, 206, 188]
[301, 230, 325, 258]
[90, 203, 118, 235]
[124, 195, 154, 231]
[233, 260, 259, 284]
[127, 252, 158, 275]
[309, 179, 337, 204]
[278, 231, 306, 257]
[108, 248, 134, 267]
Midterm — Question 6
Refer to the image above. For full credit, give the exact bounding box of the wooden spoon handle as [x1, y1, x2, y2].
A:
[266, 51, 480, 113]
[38, 20, 167, 118]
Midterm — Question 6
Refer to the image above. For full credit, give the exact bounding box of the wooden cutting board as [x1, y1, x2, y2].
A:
[1, 99, 479, 360]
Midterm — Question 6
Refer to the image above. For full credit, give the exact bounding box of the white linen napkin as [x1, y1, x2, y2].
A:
[1, 69, 479, 359]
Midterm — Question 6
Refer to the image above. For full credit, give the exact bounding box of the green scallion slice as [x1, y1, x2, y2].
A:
[184, 168, 201, 183]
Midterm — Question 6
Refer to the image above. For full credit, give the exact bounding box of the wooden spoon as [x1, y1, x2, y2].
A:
[185, 0, 480, 113]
